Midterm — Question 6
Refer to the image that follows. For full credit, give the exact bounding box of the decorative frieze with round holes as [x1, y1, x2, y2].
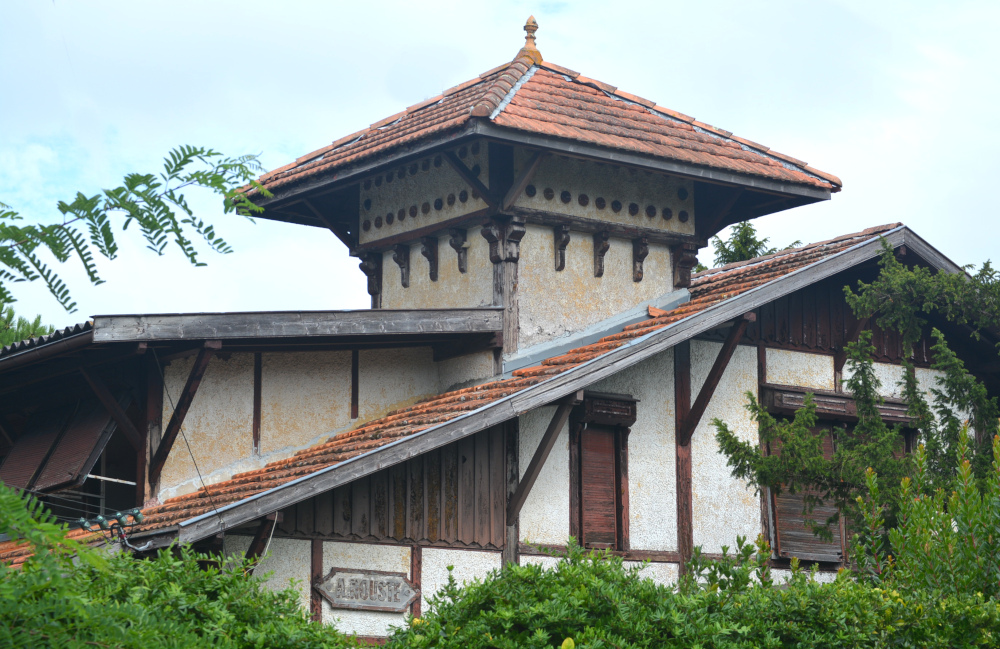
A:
[358, 143, 490, 245]
[511, 151, 695, 235]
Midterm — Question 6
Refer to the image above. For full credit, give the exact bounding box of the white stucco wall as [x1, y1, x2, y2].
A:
[321, 541, 412, 637]
[690, 341, 760, 554]
[357, 347, 440, 423]
[420, 548, 501, 614]
[159, 352, 255, 500]
[623, 560, 679, 586]
[380, 229, 495, 311]
[437, 350, 495, 392]
[519, 553, 562, 570]
[590, 349, 677, 552]
[518, 406, 570, 545]
[260, 351, 352, 456]
[766, 349, 834, 391]
[223, 535, 312, 612]
[517, 223, 674, 349]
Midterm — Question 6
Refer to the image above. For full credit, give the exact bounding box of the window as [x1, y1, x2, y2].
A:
[569, 394, 636, 551]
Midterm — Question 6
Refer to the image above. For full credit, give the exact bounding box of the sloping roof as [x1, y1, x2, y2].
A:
[252, 25, 839, 199]
[122, 223, 908, 542]
[0, 321, 91, 361]
[0, 527, 102, 569]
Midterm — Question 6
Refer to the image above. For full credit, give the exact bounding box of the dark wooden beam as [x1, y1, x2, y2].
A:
[252, 352, 262, 454]
[677, 313, 754, 445]
[506, 391, 583, 525]
[149, 341, 220, 484]
[78, 367, 143, 451]
[350, 349, 359, 420]
[245, 511, 283, 574]
[310, 538, 323, 622]
[444, 150, 497, 210]
[501, 151, 543, 211]
[502, 419, 520, 565]
[409, 545, 423, 619]
[674, 340, 693, 573]
[302, 199, 352, 249]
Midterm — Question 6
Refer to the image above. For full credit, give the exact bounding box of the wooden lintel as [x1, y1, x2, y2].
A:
[678, 313, 754, 445]
[501, 151, 543, 211]
[78, 367, 143, 451]
[444, 150, 497, 210]
[149, 341, 219, 484]
[506, 391, 583, 525]
[834, 316, 870, 376]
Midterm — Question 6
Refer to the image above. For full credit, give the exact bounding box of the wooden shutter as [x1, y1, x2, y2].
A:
[771, 430, 843, 562]
[580, 427, 617, 549]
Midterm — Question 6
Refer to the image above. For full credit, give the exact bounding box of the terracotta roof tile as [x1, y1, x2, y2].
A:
[28, 222, 883, 546]
[251, 48, 840, 197]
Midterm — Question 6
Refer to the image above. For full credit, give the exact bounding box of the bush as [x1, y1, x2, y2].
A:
[386, 540, 1000, 649]
[0, 484, 359, 649]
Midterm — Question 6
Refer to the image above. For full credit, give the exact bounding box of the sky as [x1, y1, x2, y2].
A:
[2, 0, 998, 328]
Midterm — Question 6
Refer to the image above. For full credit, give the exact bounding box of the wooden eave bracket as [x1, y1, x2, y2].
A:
[448, 228, 469, 273]
[393, 244, 410, 288]
[501, 150, 544, 211]
[506, 390, 584, 526]
[444, 150, 497, 210]
[246, 511, 284, 574]
[677, 313, 754, 445]
[79, 367, 143, 451]
[303, 199, 352, 249]
[149, 341, 220, 484]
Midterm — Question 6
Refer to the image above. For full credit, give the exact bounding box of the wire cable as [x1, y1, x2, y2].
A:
[152, 348, 223, 525]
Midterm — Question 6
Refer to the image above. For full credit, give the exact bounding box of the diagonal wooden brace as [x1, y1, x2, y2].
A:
[79, 367, 143, 451]
[506, 390, 583, 525]
[246, 511, 284, 574]
[677, 313, 754, 445]
[444, 150, 497, 210]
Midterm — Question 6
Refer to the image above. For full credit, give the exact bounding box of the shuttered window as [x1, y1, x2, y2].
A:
[769, 429, 843, 563]
[580, 427, 618, 548]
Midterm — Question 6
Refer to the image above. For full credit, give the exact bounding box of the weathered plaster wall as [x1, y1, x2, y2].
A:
[357, 347, 440, 422]
[519, 554, 561, 570]
[321, 541, 412, 636]
[518, 406, 570, 545]
[514, 153, 696, 236]
[260, 351, 352, 456]
[437, 350, 495, 392]
[690, 341, 759, 554]
[380, 229, 495, 311]
[590, 350, 677, 552]
[766, 349, 835, 391]
[223, 535, 312, 612]
[159, 352, 254, 500]
[420, 548, 501, 614]
[518, 223, 674, 349]
[359, 147, 490, 246]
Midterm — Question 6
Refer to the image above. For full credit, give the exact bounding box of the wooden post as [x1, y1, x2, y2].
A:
[503, 419, 520, 566]
[252, 352, 262, 454]
[674, 340, 693, 574]
[351, 349, 359, 419]
[310, 538, 323, 622]
[410, 545, 423, 619]
[145, 358, 163, 504]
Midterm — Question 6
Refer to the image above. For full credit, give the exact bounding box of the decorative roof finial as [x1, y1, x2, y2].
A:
[518, 15, 543, 63]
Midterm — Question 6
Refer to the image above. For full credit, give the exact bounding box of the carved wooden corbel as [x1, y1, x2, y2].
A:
[420, 236, 439, 282]
[672, 242, 700, 288]
[553, 225, 571, 271]
[358, 253, 382, 300]
[632, 237, 649, 282]
[593, 230, 610, 278]
[505, 217, 526, 262]
[449, 228, 469, 273]
[393, 244, 410, 288]
[481, 220, 503, 264]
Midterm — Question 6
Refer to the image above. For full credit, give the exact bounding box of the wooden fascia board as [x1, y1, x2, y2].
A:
[899, 228, 966, 276]
[177, 226, 912, 543]
[472, 122, 834, 202]
[91, 309, 504, 342]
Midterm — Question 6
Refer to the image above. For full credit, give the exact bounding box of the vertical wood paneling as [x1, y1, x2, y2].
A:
[407, 456, 424, 541]
[490, 426, 505, 549]
[802, 288, 816, 348]
[425, 450, 442, 543]
[333, 484, 352, 537]
[315, 490, 334, 536]
[390, 463, 407, 540]
[442, 443, 459, 543]
[458, 436, 476, 542]
[352, 475, 370, 538]
[474, 430, 491, 546]
[371, 471, 388, 538]
[296, 498, 314, 536]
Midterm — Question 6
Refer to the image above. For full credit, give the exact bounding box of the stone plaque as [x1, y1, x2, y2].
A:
[313, 568, 419, 613]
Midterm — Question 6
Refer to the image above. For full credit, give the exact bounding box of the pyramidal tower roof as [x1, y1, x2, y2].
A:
[254, 18, 840, 198]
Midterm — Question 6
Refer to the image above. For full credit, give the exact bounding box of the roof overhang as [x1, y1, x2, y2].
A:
[176, 225, 958, 543]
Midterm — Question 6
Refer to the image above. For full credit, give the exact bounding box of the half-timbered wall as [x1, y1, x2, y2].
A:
[273, 427, 507, 550]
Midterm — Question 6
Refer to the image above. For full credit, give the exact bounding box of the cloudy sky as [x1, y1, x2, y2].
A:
[2, 1, 997, 327]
